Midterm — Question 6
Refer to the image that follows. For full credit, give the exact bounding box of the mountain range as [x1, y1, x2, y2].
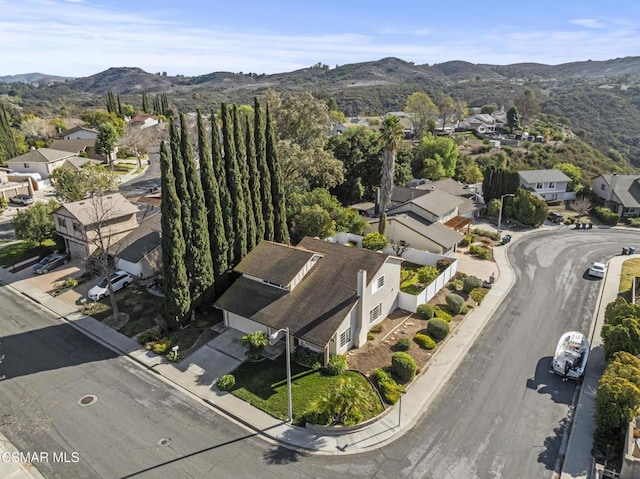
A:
[2, 56, 640, 168]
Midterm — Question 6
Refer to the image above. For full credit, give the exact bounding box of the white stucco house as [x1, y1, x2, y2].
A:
[61, 126, 99, 140]
[6, 148, 86, 180]
[214, 238, 402, 364]
[518, 169, 576, 201]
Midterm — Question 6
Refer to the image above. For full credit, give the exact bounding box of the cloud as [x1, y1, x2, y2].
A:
[570, 18, 604, 29]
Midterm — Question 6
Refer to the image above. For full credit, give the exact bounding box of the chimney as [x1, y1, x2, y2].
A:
[610, 174, 618, 202]
[354, 269, 368, 348]
[357, 269, 367, 297]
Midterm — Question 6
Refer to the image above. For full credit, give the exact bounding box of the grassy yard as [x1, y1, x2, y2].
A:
[400, 263, 423, 295]
[0, 239, 56, 267]
[619, 258, 640, 301]
[230, 356, 384, 425]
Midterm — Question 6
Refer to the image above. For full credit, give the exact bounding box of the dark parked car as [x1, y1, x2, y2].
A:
[33, 252, 70, 274]
[547, 212, 564, 223]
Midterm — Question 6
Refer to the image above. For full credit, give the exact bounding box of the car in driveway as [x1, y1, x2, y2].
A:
[588, 262, 607, 279]
[10, 194, 34, 206]
[88, 270, 133, 301]
[32, 252, 70, 274]
[547, 212, 564, 223]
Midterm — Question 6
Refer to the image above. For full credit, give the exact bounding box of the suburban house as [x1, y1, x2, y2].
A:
[0, 167, 32, 202]
[49, 139, 107, 162]
[109, 214, 162, 278]
[53, 193, 140, 259]
[383, 111, 415, 138]
[128, 115, 159, 129]
[214, 237, 402, 364]
[518, 169, 575, 201]
[6, 148, 93, 180]
[592, 174, 640, 218]
[61, 126, 99, 140]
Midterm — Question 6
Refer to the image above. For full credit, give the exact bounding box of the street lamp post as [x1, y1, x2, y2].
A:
[269, 327, 292, 423]
[498, 193, 515, 234]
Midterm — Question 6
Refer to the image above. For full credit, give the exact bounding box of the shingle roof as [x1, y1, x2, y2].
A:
[392, 189, 464, 218]
[49, 139, 95, 154]
[390, 186, 429, 204]
[60, 157, 102, 171]
[61, 126, 98, 136]
[54, 193, 139, 226]
[603, 175, 640, 208]
[7, 148, 77, 164]
[518, 169, 571, 184]
[110, 214, 161, 263]
[214, 237, 390, 347]
[234, 241, 319, 287]
[375, 213, 464, 249]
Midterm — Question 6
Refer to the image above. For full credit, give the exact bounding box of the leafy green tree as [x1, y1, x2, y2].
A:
[222, 103, 248, 259]
[510, 188, 548, 226]
[95, 122, 119, 165]
[362, 232, 387, 251]
[197, 111, 229, 293]
[313, 377, 371, 426]
[436, 93, 456, 131]
[234, 106, 256, 251]
[266, 103, 288, 244]
[50, 163, 119, 202]
[244, 115, 264, 245]
[602, 297, 640, 360]
[480, 104, 497, 114]
[513, 89, 541, 126]
[212, 113, 235, 266]
[413, 134, 459, 179]
[255, 98, 274, 241]
[506, 106, 521, 133]
[159, 141, 190, 329]
[404, 92, 438, 139]
[12, 199, 60, 244]
[80, 110, 125, 135]
[180, 112, 214, 304]
[290, 205, 334, 242]
[379, 115, 403, 235]
[554, 162, 583, 192]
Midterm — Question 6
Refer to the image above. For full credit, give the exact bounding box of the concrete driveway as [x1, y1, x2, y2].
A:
[178, 329, 247, 388]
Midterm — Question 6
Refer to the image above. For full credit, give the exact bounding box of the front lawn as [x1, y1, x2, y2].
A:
[230, 356, 384, 425]
[0, 239, 56, 267]
[619, 258, 640, 301]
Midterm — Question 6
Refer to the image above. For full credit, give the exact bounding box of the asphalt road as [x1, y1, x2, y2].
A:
[119, 143, 160, 198]
[1, 228, 637, 478]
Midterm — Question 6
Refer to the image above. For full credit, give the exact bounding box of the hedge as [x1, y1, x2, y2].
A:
[391, 352, 418, 382]
[445, 293, 465, 315]
[427, 318, 450, 341]
[373, 368, 405, 405]
[593, 206, 620, 225]
[414, 333, 436, 350]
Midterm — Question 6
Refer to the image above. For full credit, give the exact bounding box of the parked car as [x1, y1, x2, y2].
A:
[10, 194, 34, 206]
[32, 252, 70, 274]
[87, 270, 133, 301]
[588, 262, 607, 279]
[547, 212, 564, 223]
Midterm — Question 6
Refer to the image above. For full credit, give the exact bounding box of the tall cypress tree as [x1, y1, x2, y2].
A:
[222, 103, 247, 262]
[198, 111, 229, 293]
[245, 114, 264, 245]
[212, 113, 235, 267]
[142, 91, 149, 114]
[180, 113, 214, 304]
[254, 98, 274, 241]
[159, 141, 190, 329]
[266, 103, 288, 244]
[234, 106, 256, 251]
[0, 103, 20, 164]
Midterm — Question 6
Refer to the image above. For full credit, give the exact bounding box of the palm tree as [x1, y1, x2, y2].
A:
[314, 377, 370, 426]
[378, 115, 403, 235]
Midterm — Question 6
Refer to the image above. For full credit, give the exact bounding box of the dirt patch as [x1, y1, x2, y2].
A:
[347, 287, 467, 379]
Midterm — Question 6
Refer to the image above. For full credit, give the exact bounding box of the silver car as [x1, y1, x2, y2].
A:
[33, 252, 70, 274]
[10, 194, 34, 206]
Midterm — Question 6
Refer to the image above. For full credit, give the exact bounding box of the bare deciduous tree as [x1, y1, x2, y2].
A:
[571, 197, 592, 221]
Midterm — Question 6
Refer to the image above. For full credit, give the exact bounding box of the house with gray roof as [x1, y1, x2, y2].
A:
[592, 174, 640, 218]
[6, 148, 85, 180]
[110, 214, 162, 278]
[53, 193, 140, 259]
[518, 169, 575, 201]
[214, 238, 402, 364]
[61, 126, 98, 140]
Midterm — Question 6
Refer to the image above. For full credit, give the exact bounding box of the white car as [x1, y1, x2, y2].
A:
[88, 270, 133, 300]
[10, 194, 34, 206]
[588, 262, 607, 279]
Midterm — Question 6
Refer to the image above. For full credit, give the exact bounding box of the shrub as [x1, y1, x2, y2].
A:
[455, 271, 468, 279]
[472, 228, 501, 240]
[367, 332, 375, 341]
[434, 307, 452, 322]
[64, 277, 78, 288]
[427, 318, 450, 341]
[217, 374, 236, 391]
[370, 324, 383, 333]
[436, 258, 454, 272]
[241, 331, 268, 359]
[463, 275, 483, 293]
[461, 304, 469, 314]
[445, 293, 465, 315]
[362, 232, 388, 251]
[137, 326, 162, 345]
[293, 347, 322, 369]
[417, 265, 439, 285]
[592, 206, 620, 225]
[166, 349, 183, 362]
[373, 368, 405, 405]
[327, 354, 347, 376]
[416, 303, 434, 320]
[391, 352, 418, 382]
[471, 287, 490, 304]
[395, 337, 411, 351]
[469, 244, 479, 255]
[414, 333, 436, 350]
[459, 233, 476, 247]
[469, 245, 491, 259]
[628, 217, 640, 228]
[150, 337, 173, 355]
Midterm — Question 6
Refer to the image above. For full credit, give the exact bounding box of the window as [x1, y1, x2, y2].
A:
[601, 183, 606, 191]
[23, 163, 30, 169]
[548, 182, 555, 189]
[369, 303, 382, 323]
[372, 275, 385, 293]
[536, 182, 543, 189]
[72, 222, 82, 232]
[57, 217, 66, 228]
[339, 327, 351, 347]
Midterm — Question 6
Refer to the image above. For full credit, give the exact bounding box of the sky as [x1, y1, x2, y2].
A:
[1, 0, 640, 78]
